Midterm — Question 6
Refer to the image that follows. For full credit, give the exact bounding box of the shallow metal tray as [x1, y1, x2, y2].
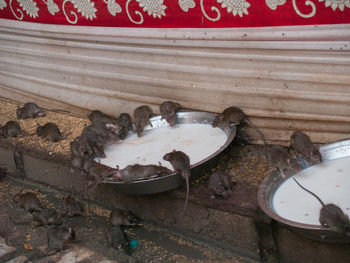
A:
[258, 138, 350, 243]
[103, 111, 236, 195]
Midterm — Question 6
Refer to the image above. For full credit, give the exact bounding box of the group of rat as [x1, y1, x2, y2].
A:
[0, 101, 191, 258]
[1, 100, 350, 258]
[6, 187, 141, 259]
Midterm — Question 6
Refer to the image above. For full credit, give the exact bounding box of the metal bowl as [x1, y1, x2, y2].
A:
[258, 139, 350, 243]
[103, 111, 236, 195]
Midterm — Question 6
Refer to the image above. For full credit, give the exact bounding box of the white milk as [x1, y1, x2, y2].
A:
[273, 156, 350, 225]
[96, 123, 227, 170]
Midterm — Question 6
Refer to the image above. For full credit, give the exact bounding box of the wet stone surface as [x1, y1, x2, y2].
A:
[0, 177, 256, 263]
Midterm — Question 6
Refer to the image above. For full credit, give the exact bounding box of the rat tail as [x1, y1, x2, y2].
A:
[47, 108, 71, 114]
[24, 131, 37, 136]
[62, 131, 72, 140]
[293, 178, 325, 207]
[181, 170, 191, 216]
[245, 119, 267, 146]
[231, 152, 245, 178]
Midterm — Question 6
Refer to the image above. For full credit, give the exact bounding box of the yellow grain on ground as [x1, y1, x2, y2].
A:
[0, 99, 89, 157]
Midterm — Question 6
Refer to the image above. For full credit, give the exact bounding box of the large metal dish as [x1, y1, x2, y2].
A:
[103, 111, 236, 195]
[258, 139, 350, 243]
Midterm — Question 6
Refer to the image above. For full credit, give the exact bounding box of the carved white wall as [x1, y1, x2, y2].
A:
[0, 19, 349, 144]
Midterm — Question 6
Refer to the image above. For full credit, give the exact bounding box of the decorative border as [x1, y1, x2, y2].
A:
[0, 0, 350, 27]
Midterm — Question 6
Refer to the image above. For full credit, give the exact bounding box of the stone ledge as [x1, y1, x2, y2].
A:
[0, 143, 261, 260]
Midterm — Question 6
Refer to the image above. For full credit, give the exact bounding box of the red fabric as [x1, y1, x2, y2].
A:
[0, 0, 350, 28]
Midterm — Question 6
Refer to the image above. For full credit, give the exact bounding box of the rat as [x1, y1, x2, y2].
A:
[16, 102, 70, 119]
[253, 207, 279, 263]
[47, 226, 76, 251]
[208, 153, 244, 199]
[133, 105, 153, 137]
[85, 161, 120, 185]
[159, 101, 182, 127]
[293, 178, 350, 235]
[109, 209, 141, 226]
[88, 110, 116, 123]
[86, 117, 120, 139]
[13, 192, 41, 212]
[71, 155, 94, 176]
[36, 122, 71, 142]
[9, 207, 34, 225]
[80, 131, 108, 158]
[32, 208, 62, 226]
[70, 156, 84, 172]
[70, 136, 95, 159]
[81, 120, 122, 157]
[212, 106, 267, 145]
[0, 121, 28, 138]
[13, 144, 26, 177]
[163, 150, 191, 215]
[290, 130, 322, 167]
[113, 164, 173, 183]
[64, 195, 83, 217]
[208, 170, 235, 199]
[266, 145, 291, 177]
[107, 225, 131, 254]
[118, 113, 134, 140]
[26, 226, 76, 261]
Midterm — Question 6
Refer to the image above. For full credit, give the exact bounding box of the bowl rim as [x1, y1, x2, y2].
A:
[258, 138, 350, 231]
[103, 110, 236, 185]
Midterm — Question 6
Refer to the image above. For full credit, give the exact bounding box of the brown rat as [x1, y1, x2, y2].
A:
[26, 226, 76, 261]
[13, 144, 26, 177]
[253, 208, 278, 263]
[290, 130, 322, 167]
[266, 145, 291, 177]
[32, 208, 62, 226]
[208, 170, 235, 199]
[9, 207, 33, 225]
[81, 119, 122, 157]
[109, 209, 140, 226]
[80, 129, 108, 158]
[293, 178, 350, 235]
[107, 225, 132, 255]
[64, 195, 83, 217]
[0, 121, 27, 138]
[47, 226, 76, 251]
[208, 153, 244, 199]
[85, 161, 120, 184]
[159, 101, 182, 127]
[118, 113, 134, 140]
[133, 105, 153, 137]
[13, 192, 41, 212]
[212, 106, 267, 145]
[36, 122, 71, 142]
[70, 135, 95, 159]
[163, 150, 191, 215]
[16, 102, 70, 119]
[88, 110, 116, 123]
[71, 155, 94, 176]
[113, 164, 172, 183]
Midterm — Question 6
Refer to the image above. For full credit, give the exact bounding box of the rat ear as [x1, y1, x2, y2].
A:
[163, 153, 169, 160]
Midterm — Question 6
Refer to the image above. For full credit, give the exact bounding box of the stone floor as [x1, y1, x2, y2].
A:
[0, 177, 257, 263]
